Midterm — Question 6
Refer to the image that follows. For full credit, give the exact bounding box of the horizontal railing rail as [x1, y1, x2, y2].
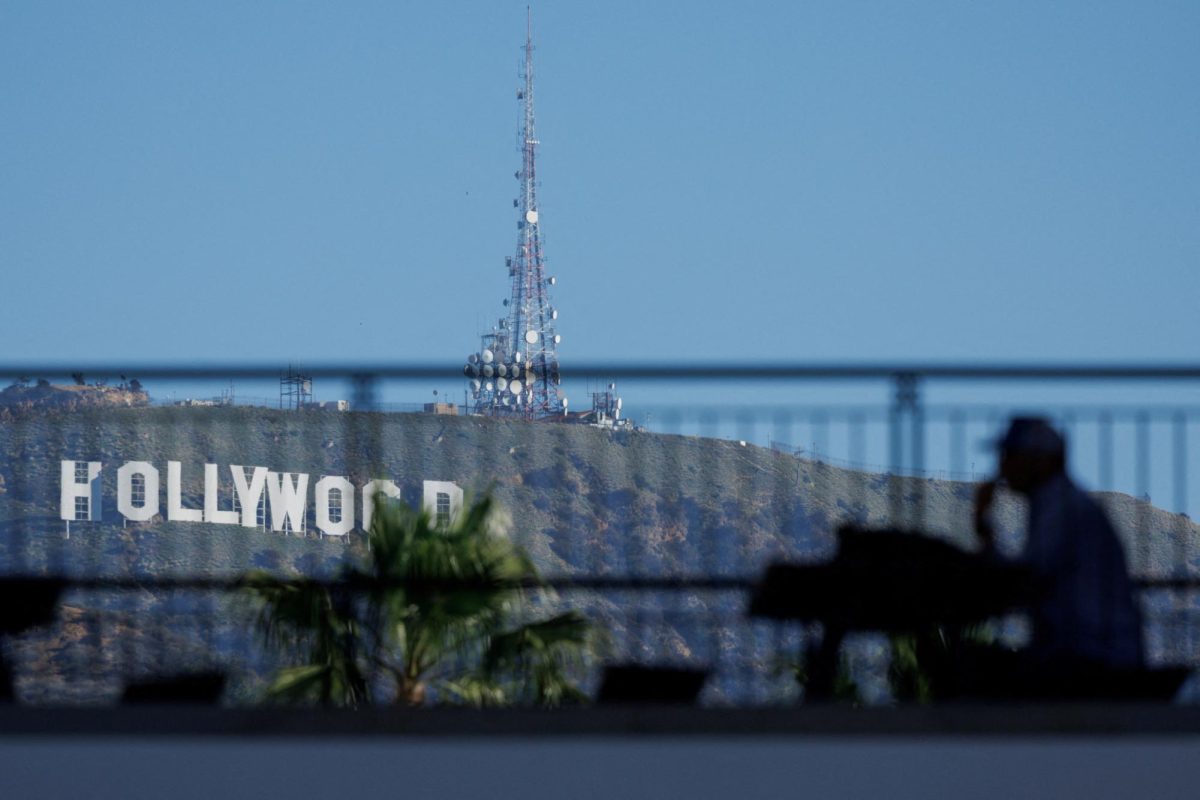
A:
[3, 574, 1199, 593]
[5, 361, 1200, 380]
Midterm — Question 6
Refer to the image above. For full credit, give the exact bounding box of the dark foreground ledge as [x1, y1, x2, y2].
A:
[3, 704, 1200, 739]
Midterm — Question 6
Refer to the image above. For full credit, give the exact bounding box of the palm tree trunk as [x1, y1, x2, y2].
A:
[396, 675, 426, 706]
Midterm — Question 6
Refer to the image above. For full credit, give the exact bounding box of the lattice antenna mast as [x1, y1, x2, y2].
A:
[464, 8, 565, 418]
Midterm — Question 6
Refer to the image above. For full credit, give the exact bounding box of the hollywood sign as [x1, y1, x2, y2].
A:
[59, 460, 463, 537]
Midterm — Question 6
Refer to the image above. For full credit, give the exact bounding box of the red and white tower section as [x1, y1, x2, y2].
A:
[465, 12, 566, 418]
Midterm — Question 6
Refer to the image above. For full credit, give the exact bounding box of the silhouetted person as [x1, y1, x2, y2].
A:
[974, 417, 1143, 671]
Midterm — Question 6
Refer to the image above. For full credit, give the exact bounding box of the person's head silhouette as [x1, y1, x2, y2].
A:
[995, 417, 1066, 494]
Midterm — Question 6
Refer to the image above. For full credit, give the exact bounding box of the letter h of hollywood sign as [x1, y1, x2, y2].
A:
[59, 460, 463, 537]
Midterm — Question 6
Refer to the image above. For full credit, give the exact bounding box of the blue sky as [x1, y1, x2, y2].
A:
[2, 1, 1198, 366]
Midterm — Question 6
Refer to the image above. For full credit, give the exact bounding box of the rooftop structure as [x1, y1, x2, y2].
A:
[279, 366, 312, 410]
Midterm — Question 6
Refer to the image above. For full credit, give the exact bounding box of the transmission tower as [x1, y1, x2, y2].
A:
[464, 9, 566, 418]
[280, 365, 312, 410]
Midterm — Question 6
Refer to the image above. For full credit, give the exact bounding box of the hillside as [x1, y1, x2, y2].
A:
[1, 406, 1193, 578]
[0, 406, 1196, 703]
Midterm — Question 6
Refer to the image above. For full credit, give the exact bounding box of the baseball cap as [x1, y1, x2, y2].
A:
[993, 416, 1066, 456]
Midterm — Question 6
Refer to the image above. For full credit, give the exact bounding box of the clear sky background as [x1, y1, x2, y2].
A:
[3, 1, 1198, 367]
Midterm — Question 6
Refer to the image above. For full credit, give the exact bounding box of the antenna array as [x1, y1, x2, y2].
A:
[464, 10, 566, 418]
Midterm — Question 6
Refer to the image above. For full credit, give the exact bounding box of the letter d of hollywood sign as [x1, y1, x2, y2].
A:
[59, 460, 463, 536]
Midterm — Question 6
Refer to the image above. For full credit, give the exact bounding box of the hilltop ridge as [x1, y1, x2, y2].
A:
[0, 382, 148, 415]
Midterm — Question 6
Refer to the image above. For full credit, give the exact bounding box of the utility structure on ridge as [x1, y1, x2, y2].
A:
[464, 11, 566, 419]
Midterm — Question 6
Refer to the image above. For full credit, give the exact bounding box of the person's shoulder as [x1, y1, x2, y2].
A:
[1055, 474, 1092, 503]
[1065, 477, 1098, 506]
[1063, 477, 1121, 535]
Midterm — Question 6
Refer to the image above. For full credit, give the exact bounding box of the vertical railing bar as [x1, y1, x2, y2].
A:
[910, 377, 925, 531]
[1173, 410, 1188, 580]
[949, 409, 965, 482]
[697, 408, 721, 675]
[1173, 410, 1187, 517]
[849, 410, 866, 522]
[1098, 412, 1114, 492]
[1136, 411, 1151, 576]
[888, 373, 919, 528]
[888, 375, 905, 527]
[738, 408, 756, 579]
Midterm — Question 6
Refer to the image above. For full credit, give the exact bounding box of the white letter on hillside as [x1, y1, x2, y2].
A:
[361, 479, 400, 533]
[204, 463, 240, 525]
[231, 465, 268, 528]
[117, 461, 159, 522]
[266, 471, 308, 533]
[422, 480, 464, 528]
[315, 476, 354, 537]
[167, 461, 203, 522]
[60, 460, 102, 521]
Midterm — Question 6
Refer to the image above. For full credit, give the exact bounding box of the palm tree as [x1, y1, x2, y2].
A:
[246, 495, 592, 707]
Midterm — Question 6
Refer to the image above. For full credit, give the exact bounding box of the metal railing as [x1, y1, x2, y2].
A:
[1, 362, 1199, 707]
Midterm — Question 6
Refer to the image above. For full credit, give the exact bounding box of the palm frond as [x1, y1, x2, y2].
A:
[482, 611, 594, 707]
[250, 494, 593, 707]
[438, 675, 508, 708]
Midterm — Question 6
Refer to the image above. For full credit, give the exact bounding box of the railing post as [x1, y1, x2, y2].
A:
[888, 372, 923, 527]
[350, 373, 380, 552]
[351, 374, 377, 412]
[888, 372, 922, 473]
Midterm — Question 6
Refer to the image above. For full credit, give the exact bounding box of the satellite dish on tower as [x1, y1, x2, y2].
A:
[509, 379, 523, 395]
[496, 377, 508, 391]
[525, 210, 538, 224]
[482, 349, 494, 364]
[525, 330, 539, 344]
[496, 363, 507, 377]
